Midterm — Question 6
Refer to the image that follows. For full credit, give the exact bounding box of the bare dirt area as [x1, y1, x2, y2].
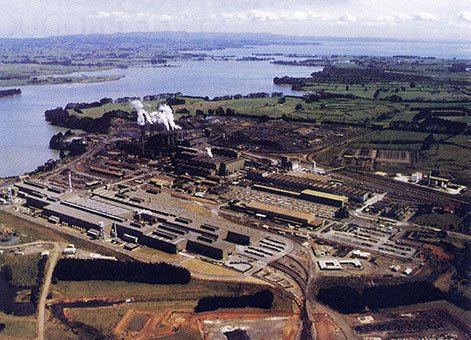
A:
[423, 244, 453, 261]
[113, 309, 195, 339]
[112, 307, 298, 340]
[199, 310, 299, 340]
[312, 313, 346, 340]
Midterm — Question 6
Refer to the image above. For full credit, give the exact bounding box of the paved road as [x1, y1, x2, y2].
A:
[36, 242, 60, 340]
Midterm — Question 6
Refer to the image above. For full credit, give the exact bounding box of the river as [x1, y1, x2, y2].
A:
[0, 40, 469, 177]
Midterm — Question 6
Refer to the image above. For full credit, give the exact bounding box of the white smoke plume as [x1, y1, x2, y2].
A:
[158, 103, 181, 130]
[130, 100, 181, 130]
[131, 100, 146, 126]
[205, 147, 213, 158]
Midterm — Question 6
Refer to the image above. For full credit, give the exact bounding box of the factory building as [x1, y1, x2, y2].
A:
[174, 151, 245, 177]
[149, 174, 174, 188]
[114, 218, 246, 260]
[17, 179, 261, 261]
[14, 181, 64, 198]
[251, 184, 347, 208]
[186, 236, 235, 260]
[40, 196, 132, 232]
[114, 222, 186, 254]
[42, 202, 115, 231]
[89, 166, 124, 178]
[248, 171, 368, 202]
[93, 189, 262, 260]
[300, 189, 348, 208]
[244, 200, 324, 228]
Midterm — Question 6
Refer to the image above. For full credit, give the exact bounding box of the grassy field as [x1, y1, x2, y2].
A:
[64, 301, 201, 339]
[73, 95, 402, 126]
[0, 63, 117, 87]
[303, 82, 470, 102]
[52, 278, 292, 314]
[0, 252, 40, 287]
[45, 319, 80, 340]
[54, 281, 291, 339]
[133, 245, 181, 262]
[0, 210, 65, 244]
[52, 279, 272, 301]
[349, 130, 444, 150]
[0, 311, 36, 339]
[180, 258, 267, 285]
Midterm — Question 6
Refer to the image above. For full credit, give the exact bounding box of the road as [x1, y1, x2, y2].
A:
[0, 240, 61, 340]
[36, 242, 60, 340]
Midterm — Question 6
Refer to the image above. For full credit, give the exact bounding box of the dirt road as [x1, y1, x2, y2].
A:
[36, 242, 60, 340]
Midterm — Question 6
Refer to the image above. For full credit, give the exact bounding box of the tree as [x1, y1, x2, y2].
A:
[389, 94, 402, 103]
[410, 81, 416, 88]
[373, 89, 381, 99]
[295, 103, 304, 111]
[424, 133, 435, 144]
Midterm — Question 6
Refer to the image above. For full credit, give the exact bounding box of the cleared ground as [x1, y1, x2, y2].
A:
[49, 278, 293, 339]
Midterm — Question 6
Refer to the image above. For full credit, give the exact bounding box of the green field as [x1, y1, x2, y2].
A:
[0, 312, 36, 339]
[50, 279, 291, 339]
[0, 63, 120, 87]
[73, 95, 402, 126]
[52, 279, 283, 304]
[0, 210, 65, 244]
[303, 82, 470, 102]
[0, 252, 40, 287]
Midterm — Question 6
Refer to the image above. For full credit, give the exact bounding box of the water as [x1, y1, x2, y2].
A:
[207, 40, 471, 59]
[0, 59, 315, 177]
[0, 39, 469, 177]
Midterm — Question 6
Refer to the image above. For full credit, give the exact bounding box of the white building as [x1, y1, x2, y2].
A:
[352, 249, 370, 259]
[411, 172, 423, 183]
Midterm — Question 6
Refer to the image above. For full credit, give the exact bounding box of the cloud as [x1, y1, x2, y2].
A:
[458, 11, 471, 22]
[363, 12, 442, 27]
[414, 12, 438, 21]
[91, 11, 173, 22]
[219, 10, 354, 23]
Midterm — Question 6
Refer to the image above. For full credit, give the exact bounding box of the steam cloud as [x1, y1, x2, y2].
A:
[130, 100, 181, 130]
[205, 147, 213, 158]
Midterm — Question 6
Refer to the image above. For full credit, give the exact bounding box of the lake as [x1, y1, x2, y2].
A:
[0, 59, 318, 177]
[0, 39, 469, 177]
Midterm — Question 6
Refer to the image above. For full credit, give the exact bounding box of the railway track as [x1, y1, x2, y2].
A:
[339, 170, 470, 205]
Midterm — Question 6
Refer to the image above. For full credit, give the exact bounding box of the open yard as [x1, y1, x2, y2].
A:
[0, 312, 36, 339]
[0, 210, 65, 244]
[48, 278, 293, 339]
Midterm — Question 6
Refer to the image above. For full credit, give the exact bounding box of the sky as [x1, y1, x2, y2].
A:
[0, 0, 470, 40]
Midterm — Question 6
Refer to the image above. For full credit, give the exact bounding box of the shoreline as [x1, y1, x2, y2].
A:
[0, 75, 125, 88]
